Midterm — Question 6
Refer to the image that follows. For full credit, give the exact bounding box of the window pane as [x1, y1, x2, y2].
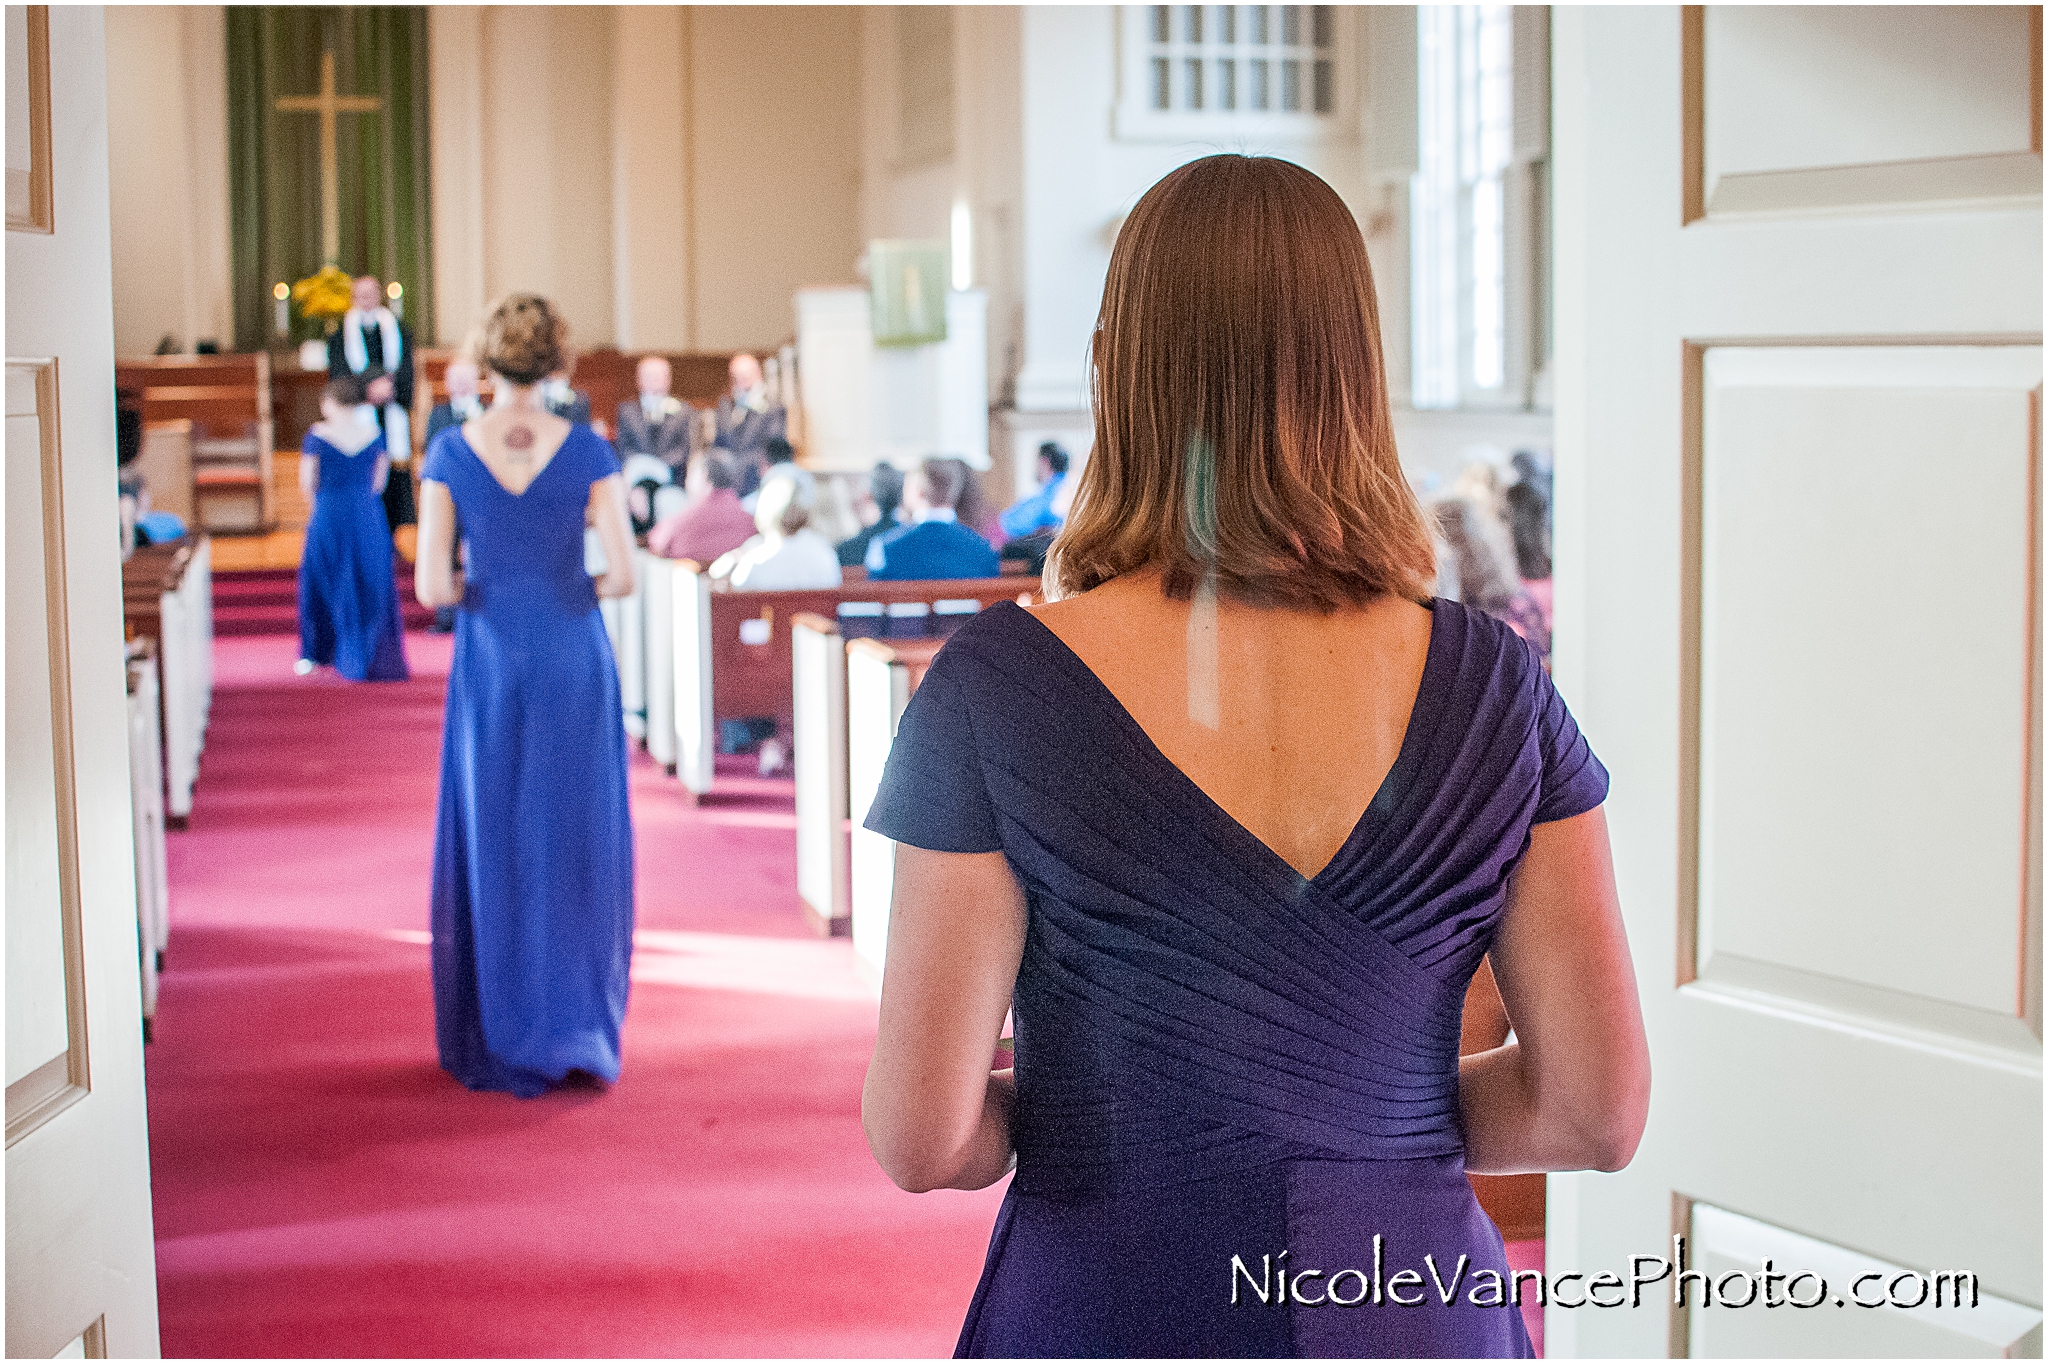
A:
[1220, 5, 1236, 43]
[1187, 4, 1203, 43]
[1251, 5, 1268, 44]
[1153, 56, 1171, 110]
[1313, 58, 1332, 113]
[1471, 174, 1505, 389]
[1250, 57, 1269, 108]
[1153, 4, 1171, 44]
[1220, 58, 1237, 110]
[1281, 57, 1300, 111]
[1281, 5, 1299, 45]
[1312, 5, 1332, 47]
[1186, 57, 1205, 109]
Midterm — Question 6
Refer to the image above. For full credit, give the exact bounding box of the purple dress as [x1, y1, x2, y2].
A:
[865, 597, 1607, 1358]
[297, 431, 408, 681]
[421, 426, 635, 1097]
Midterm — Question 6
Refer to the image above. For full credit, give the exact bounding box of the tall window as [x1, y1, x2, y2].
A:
[1116, 6, 1352, 142]
[1411, 6, 1514, 409]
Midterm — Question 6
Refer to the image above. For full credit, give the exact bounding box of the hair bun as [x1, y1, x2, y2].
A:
[481, 294, 566, 386]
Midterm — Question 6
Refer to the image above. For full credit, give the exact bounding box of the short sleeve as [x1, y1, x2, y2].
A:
[863, 652, 1002, 854]
[420, 427, 459, 485]
[583, 429, 623, 484]
[1531, 662, 1609, 824]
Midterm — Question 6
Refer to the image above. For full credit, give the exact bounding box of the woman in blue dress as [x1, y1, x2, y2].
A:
[861, 157, 1650, 1357]
[414, 295, 638, 1097]
[296, 375, 408, 681]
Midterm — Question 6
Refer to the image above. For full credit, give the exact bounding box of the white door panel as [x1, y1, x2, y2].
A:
[5, 7, 162, 1357]
[1551, 7, 2040, 1356]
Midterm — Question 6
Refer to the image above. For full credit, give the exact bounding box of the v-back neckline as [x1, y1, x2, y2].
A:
[459, 424, 571, 499]
[999, 597, 1444, 887]
[311, 429, 380, 458]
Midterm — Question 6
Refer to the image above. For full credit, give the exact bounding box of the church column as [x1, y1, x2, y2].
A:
[610, 6, 694, 350]
[430, 7, 487, 348]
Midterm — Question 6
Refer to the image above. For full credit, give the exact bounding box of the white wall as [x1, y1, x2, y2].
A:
[108, 6, 867, 360]
[104, 5, 230, 358]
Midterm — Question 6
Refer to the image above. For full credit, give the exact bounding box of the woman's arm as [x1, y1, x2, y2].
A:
[588, 473, 636, 599]
[298, 451, 318, 506]
[1457, 806, 1650, 1174]
[373, 452, 390, 495]
[863, 845, 1027, 1193]
[414, 479, 461, 608]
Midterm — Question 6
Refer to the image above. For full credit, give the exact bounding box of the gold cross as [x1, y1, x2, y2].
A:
[275, 51, 381, 266]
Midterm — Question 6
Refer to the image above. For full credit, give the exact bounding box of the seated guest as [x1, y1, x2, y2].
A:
[999, 441, 1070, 539]
[714, 351, 787, 498]
[616, 355, 694, 474]
[1504, 452, 1554, 632]
[742, 436, 814, 514]
[1433, 492, 1550, 664]
[426, 358, 485, 445]
[648, 449, 759, 564]
[710, 474, 842, 591]
[865, 457, 1000, 581]
[837, 462, 906, 567]
[997, 465, 1077, 577]
[940, 455, 1003, 544]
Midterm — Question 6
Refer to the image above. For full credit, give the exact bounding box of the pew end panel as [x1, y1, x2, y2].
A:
[684, 575, 1040, 782]
[672, 562, 717, 798]
[125, 638, 170, 1032]
[641, 553, 680, 773]
[791, 613, 851, 937]
[845, 637, 944, 981]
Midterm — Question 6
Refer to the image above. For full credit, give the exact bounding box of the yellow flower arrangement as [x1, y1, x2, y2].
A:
[289, 265, 354, 324]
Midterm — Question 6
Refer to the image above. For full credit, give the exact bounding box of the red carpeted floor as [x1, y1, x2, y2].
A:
[148, 620, 1545, 1358]
[146, 629, 1007, 1357]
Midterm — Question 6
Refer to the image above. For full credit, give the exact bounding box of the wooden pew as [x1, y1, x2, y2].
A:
[845, 636, 945, 978]
[126, 638, 170, 1036]
[641, 550, 681, 771]
[121, 536, 213, 824]
[663, 565, 1040, 798]
[791, 613, 850, 935]
[117, 355, 275, 533]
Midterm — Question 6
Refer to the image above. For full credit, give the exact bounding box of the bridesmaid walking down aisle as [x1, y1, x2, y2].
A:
[296, 375, 409, 682]
[415, 295, 639, 1097]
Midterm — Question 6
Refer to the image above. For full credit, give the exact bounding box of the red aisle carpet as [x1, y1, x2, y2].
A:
[146, 630, 1006, 1357]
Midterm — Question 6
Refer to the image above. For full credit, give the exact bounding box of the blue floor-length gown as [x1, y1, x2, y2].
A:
[422, 424, 635, 1097]
[866, 598, 1609, 1358]
[297, 432, 409, 681]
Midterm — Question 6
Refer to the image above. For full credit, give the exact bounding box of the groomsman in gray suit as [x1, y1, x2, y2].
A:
[615, 355, 695, 474]
[713, 352, 787, 499]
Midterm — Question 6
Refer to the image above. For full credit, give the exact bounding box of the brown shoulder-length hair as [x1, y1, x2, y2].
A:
[1047, 155, 1435, 610]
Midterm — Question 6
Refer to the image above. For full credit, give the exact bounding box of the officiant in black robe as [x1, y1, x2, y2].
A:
[327, 274, 418, 529]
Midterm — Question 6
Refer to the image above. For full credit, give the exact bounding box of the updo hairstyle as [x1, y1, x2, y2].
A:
[481, 294, 567, 386]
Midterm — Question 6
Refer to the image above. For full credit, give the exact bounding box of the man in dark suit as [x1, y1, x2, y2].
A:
[713, 352, 786, 498]
[615, 355, 694, 473]
[328, 273, 417, 528]
[865, 458, 1000, 581]
[424, 358, 484, 447]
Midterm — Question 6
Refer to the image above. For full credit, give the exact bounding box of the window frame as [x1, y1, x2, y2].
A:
[1408, 4, 1549, 414]
[1114, 4, 1359, 144]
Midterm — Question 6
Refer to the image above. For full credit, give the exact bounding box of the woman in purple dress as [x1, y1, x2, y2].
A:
[414, 296, 637, 1097]
[861, 156, 1650, 1357]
